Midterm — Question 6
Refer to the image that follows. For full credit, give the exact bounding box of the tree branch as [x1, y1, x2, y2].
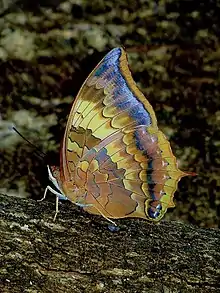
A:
[1, 194, 219, 293]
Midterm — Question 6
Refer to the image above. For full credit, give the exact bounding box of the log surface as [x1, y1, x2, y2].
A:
[0, 194, 219, 293]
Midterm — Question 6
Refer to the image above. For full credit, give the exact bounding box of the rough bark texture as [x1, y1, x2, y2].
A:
[1, 194, 219, 293]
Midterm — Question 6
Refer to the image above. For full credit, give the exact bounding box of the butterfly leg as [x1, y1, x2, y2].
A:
[75, 202, 93, 208]
[38, 186, 66, 202]
[37, 185, 50, 202]
[90, 205, 118, 227]
[98, 212, 117, 227]
[37, 185, 56, 201]
[75, 200, 117, 226]
[38, 185, 65, 221]
[53, 195, 59, 222]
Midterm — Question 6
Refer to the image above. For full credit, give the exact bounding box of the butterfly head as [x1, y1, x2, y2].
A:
[47, 165, 64, 195]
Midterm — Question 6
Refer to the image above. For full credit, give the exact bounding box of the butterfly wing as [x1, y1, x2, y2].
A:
[60, 48, 157, 182]
[60, 47, 189, 221]
[75, 126, 187, 221]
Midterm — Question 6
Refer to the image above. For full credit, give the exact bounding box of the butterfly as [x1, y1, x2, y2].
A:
[42, 47, 193, 226]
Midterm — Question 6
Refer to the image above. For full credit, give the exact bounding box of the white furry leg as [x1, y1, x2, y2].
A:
[38, 186, 65, 221]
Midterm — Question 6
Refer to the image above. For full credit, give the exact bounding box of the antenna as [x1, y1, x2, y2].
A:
[12, 127, 46, 160]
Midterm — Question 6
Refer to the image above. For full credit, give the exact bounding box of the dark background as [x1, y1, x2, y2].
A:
[0, 0, 219, 228]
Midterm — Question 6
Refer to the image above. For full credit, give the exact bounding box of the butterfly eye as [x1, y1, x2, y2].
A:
[147, 200, 162, 219]
[51, 167, 59, 177]
[53, 169, 57, 176]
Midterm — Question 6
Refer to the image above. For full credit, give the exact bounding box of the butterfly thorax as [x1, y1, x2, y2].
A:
[48, 165, 87, 205]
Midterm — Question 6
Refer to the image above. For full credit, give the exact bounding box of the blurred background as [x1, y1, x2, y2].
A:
[0, 0, 219, 228]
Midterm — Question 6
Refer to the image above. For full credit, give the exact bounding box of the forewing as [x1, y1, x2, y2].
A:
[60, 48, 158, 182]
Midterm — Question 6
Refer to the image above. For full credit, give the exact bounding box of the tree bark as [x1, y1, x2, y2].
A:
[0, 194, 219, 293]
